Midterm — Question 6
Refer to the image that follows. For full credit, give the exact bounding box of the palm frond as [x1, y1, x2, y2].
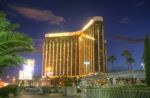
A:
[0, 32, 32, 44]
[0, 55, 24, 67]
[0, 47, 33, 56]
[0, 32, 34, 56]
[121, 50, 131, 58]
[0, 12, 19, 32]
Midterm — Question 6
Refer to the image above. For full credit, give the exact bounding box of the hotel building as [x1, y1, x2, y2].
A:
[43, 16, 107, 77]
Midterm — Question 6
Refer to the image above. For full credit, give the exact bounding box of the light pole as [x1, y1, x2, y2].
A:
[84, 61, 90, 74]
[141, 62, 145, 70]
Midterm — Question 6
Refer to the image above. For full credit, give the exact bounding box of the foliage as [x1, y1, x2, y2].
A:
[64, 77, 74, 87]
[107, 55, 116, 71]
[0, 84, 20, 97]
[0, 11, 34, 74]
[0, 32, 33, 56]
[121, 50, 135, 71]
[121, 50, 131, 58]
[127, 57, 135, 71]
[144, 35, 150, 86]
[0, 55, 24, 74]
[0, 11, 19, 32]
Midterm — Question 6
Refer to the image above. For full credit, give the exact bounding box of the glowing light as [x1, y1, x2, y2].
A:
[82, 19, 94, 31]
[79, 37, 82, 41]
[84, 61, 90, 65]
[45, 16, 103, 38]
[19, 59, 35, 80]
[19, 70, 33, 80]
[4, 83, 8, 86]
[46, 72, 53, 76]
[83, 34, 95, 40]
[80, 33, 95, 40]
[45, 32, 80, 37]
[47, 67, 52, 72]
[141, 62, 145, 69]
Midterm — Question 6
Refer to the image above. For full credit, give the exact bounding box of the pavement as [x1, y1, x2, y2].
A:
[13, 93, 81, 98]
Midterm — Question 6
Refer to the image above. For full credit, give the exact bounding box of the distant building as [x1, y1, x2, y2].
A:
[43, 16, 107, 78]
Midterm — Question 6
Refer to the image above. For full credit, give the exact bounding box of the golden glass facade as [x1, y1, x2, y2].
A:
[43, 16, 107, 77]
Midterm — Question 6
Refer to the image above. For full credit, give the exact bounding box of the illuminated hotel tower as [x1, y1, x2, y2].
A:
[43, 16, 107, 77]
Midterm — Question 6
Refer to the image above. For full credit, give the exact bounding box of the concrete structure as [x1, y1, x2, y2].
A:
[43, 16, 107, 78]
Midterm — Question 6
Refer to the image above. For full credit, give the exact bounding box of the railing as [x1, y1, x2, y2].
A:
[82, 88, 150, 98]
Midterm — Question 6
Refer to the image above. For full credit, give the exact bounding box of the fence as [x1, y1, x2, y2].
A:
[81, 88, 150, 98]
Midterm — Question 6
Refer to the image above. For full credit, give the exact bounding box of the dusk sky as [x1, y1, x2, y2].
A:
[0, 0, 150, 77]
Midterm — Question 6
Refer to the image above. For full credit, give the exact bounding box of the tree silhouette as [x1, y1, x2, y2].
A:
[107, 55, 116, 72]
[121, 50, 135, 71]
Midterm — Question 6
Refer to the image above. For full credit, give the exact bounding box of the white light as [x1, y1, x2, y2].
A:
[141, 62, 145, 69]
[46, 72, 53, 76]
[19, 59, 35, 80]
[45, 32, 80, 37]
[4, 83, 9, 86]
[82, 19, 94, 31]
[84, 61, 90, 65]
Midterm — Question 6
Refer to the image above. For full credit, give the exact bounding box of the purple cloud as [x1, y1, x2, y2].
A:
[8, 5, 65, 25]
[113, 35, 144, 44]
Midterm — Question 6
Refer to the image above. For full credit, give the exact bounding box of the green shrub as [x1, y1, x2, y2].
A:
[144, 35, 150, 86]
[64, 77, 74, 87]
[0, 84, 20, 97]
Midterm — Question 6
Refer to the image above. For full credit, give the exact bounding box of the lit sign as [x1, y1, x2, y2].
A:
[19, 59, 35, 80]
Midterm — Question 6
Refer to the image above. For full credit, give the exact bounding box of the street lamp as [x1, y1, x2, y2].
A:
[84, 61, 90, 74]
[141, 62, 145, 70]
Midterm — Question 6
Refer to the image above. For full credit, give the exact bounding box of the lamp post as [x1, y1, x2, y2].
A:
[141, 62, 145, 70]
[84, 61, 90, 74]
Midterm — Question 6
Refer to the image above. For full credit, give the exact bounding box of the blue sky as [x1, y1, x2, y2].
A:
[0, 0, 150, 77]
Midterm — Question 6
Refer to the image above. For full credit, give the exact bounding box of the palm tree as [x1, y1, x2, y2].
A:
[121, 50, 135, 71]
[121, 50, 131, 58]
[127, 57, 135, 71]
[107, 55, 116, 72]
[0, 12, 34, 74]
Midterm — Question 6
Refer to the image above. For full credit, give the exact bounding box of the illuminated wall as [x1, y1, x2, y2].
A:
[19, 59, 35, 80]
[82, 21, 107, 72]
[43, 16, 107, 77]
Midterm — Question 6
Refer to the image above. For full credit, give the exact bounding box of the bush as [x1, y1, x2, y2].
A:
[64, 77, 74, 87]
[0, 84, 20, 97]
[144, 35, 150, 86]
